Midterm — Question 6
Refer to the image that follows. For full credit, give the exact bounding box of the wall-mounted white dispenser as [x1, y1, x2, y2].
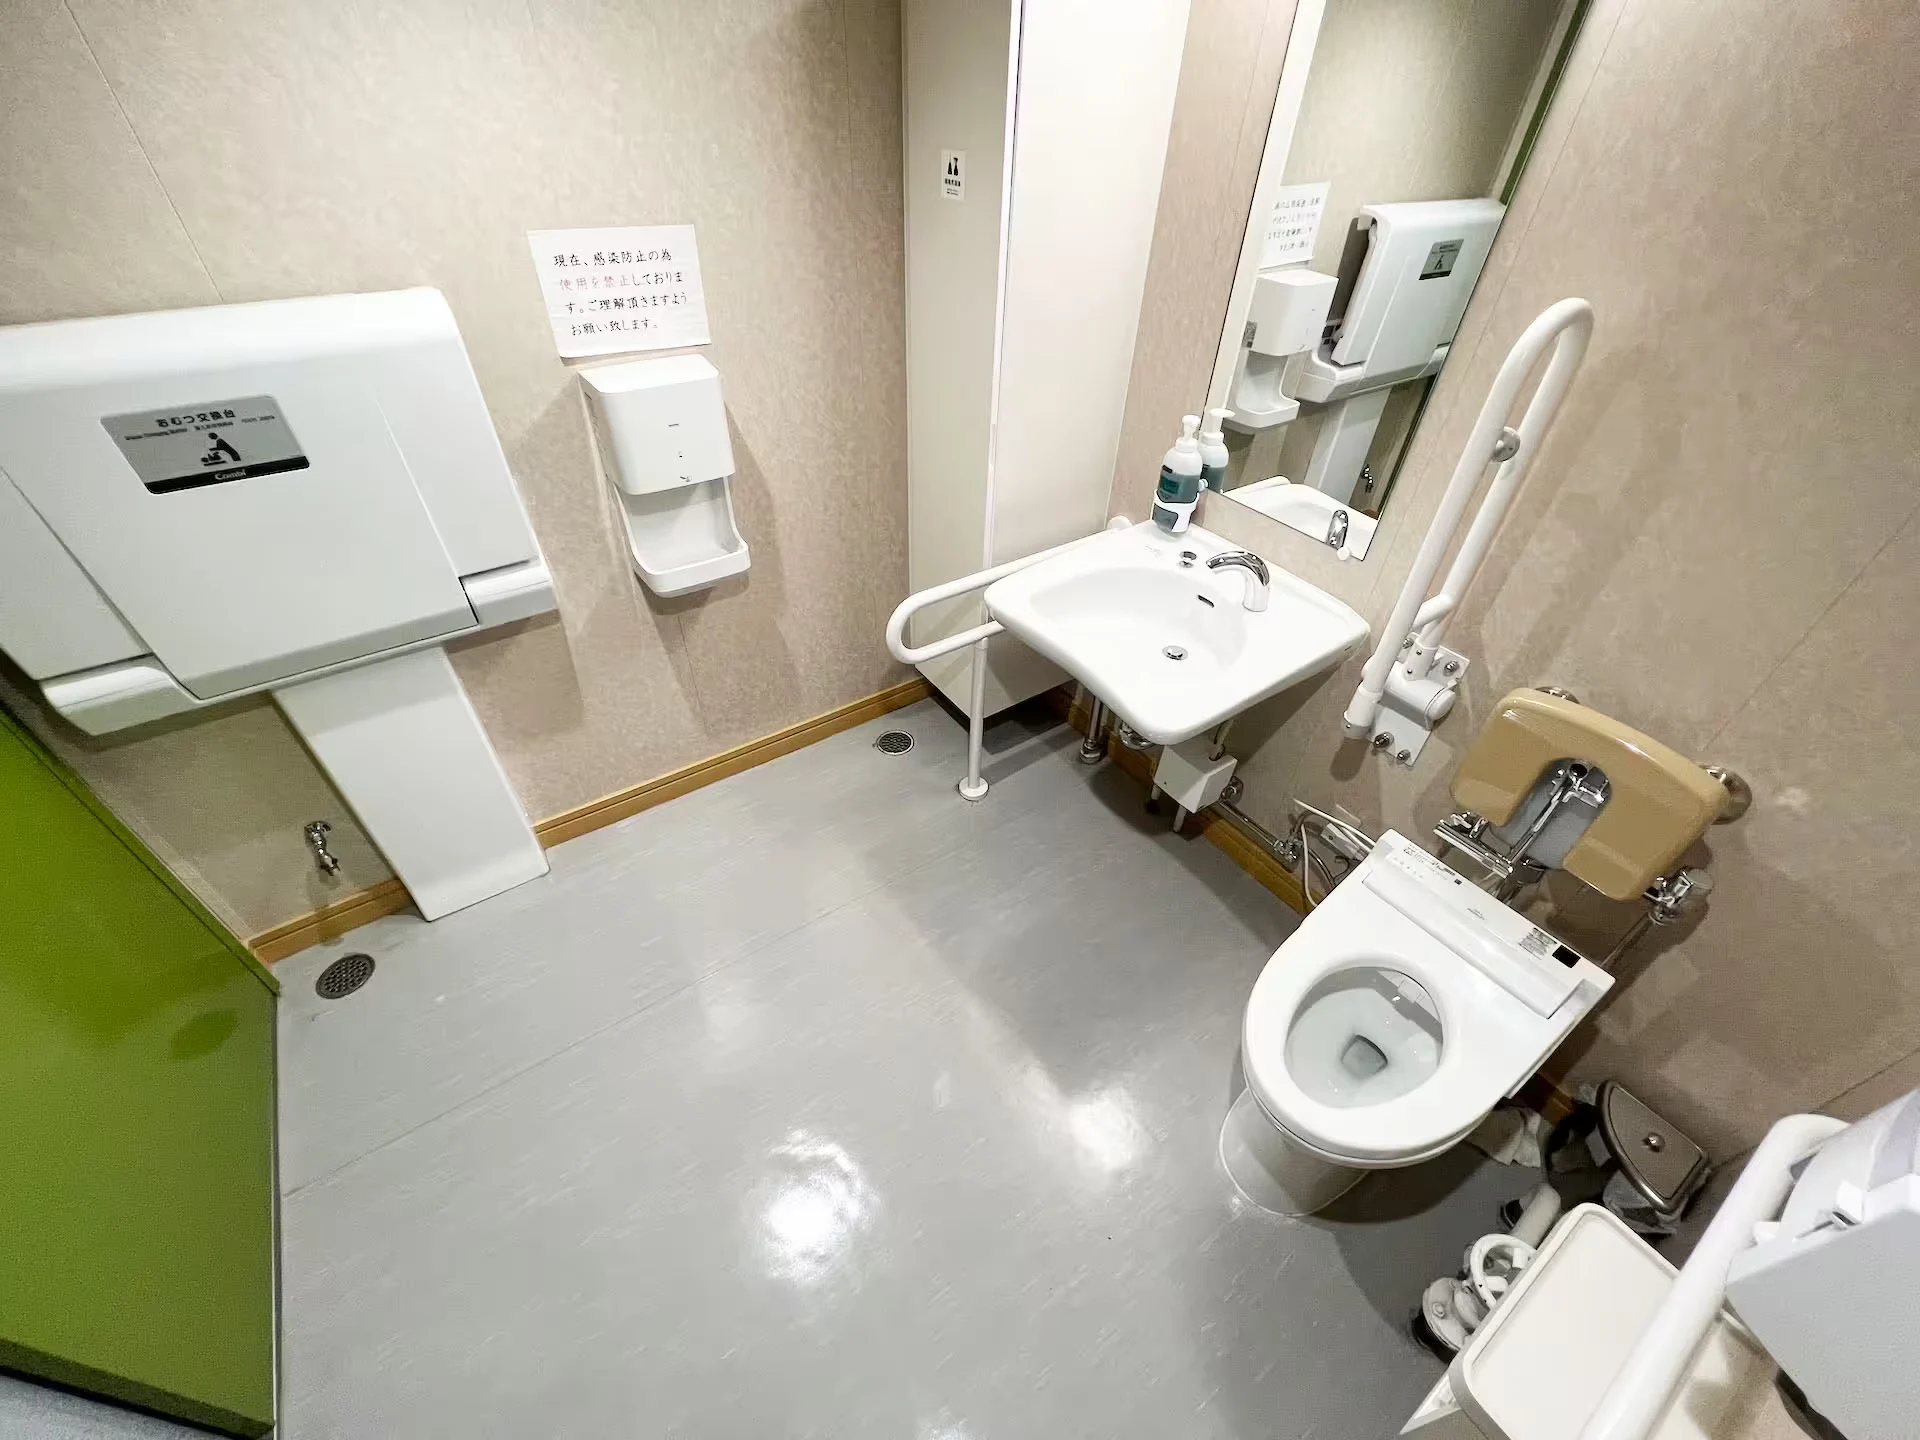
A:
[0, 287, 555, 919]
[581, 353, 749, 597]
[1227, 267, 1339, 431]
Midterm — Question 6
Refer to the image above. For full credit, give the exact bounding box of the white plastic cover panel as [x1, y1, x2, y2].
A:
[1332, 198, 1505, 377]
[0, 366, 473, 698]
[0, 290, 541, 699]
[0, 473, 144, 680]
[581, 353, 734, 496]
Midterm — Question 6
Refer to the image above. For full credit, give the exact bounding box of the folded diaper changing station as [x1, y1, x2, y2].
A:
[0, 289, 557, 918]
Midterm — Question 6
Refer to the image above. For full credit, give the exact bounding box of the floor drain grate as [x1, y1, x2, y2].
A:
[315, 952, 375, 1000]
[873, 730, 915, 756]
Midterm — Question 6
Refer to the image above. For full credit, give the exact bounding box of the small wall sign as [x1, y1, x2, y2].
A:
[1261, 181, 1331, 269]
[102, 395, 307, 494]
[526, 224, 711, 358]
[941, 149, 965, 201]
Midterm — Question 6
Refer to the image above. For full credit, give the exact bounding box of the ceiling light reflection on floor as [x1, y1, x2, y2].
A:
[1066, 1086, 1149, 1176]
[755, 1130, 876, 1287]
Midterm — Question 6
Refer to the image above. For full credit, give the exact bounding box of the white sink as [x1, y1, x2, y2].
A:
[984, 522, 1369, 745]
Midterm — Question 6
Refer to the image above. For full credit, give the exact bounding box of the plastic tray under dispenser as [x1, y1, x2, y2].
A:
[581, 353, 750, 596]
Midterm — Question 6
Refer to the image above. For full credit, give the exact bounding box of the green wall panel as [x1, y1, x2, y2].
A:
[0, 708, 276, 1436]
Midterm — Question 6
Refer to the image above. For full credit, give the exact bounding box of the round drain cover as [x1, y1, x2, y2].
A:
[873, 730, 914, 755]
[315, 952, 375, 1000]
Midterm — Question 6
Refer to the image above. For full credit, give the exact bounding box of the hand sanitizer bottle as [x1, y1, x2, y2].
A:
[1152, 414, 1204, 534]
[1198, 408, 1233, 492]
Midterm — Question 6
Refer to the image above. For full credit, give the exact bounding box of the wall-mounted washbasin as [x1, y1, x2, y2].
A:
[984, 522, 1368, 745]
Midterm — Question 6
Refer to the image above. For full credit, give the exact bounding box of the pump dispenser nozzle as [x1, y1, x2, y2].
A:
[1199, 408, 1233, 493]
[1153, 415, 1206, 534]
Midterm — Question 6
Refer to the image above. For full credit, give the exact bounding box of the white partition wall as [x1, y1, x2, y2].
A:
[903, 0, 1191, 715]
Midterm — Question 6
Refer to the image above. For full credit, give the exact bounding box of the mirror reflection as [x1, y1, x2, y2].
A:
[1215, 0, 1590, 556]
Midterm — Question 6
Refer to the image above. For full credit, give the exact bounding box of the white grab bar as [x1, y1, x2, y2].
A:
[885, 518, 1128, 800]
[1580, 1112, 1847, 1440]
[884, 530, 1110, 666]
[1343, 298, 1594, 742]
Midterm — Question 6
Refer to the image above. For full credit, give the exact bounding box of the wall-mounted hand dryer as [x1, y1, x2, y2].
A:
[1227, 268, 1339, 431]
[0, 288, 557, 919]
[582, 353, 749, 597]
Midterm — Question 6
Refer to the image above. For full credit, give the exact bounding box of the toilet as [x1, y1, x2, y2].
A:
[1220, 831, 1614, 1215]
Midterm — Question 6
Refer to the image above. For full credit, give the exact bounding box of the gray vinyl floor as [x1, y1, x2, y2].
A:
[7, 700, 1537, 1438]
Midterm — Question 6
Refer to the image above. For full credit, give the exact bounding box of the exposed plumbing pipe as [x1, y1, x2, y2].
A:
[1579, 1112, 1848, 1440]
[1079, 693, 1109, 764]
[304, 819, 342, 878]
[1344, 298, 1594, 740]
[1210, 795, 1373, 910]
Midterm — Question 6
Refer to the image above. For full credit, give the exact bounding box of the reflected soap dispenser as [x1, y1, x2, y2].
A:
[1152, 414, 1204, 534]
[1198, 408, 1233, 493]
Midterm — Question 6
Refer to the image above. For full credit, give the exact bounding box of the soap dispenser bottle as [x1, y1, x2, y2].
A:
[1198, 408, 1233, 492]
[1152, 414, 1204, 534]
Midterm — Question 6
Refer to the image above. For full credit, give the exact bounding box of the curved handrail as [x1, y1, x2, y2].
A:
[883, 516, 1132, 803]
[1581, 1112, 1846, 1440]
[1343, 298, 1594, 738]
[884, 522, 1125, 666]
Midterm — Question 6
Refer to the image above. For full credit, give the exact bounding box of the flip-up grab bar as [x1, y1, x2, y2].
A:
[1343, 298, 1594, 756]
[885, 520, 1127, 801]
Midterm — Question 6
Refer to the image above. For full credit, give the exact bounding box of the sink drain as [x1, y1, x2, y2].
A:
[873, 730, 914, 755]
[315, 952, 375, 1000]
[1163, 645, 1187, 661]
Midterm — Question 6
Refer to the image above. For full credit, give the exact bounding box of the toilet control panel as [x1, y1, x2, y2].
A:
[1362, 833, 1610, 1018]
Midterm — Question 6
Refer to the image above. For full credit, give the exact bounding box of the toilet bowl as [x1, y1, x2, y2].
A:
[1221, 831, 1613, 1216]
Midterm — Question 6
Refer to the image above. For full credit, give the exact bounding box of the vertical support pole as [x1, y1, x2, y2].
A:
[957, 636, 991, 801]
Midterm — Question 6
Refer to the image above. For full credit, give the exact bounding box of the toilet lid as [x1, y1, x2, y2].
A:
[1243, 904, 1554, 1165]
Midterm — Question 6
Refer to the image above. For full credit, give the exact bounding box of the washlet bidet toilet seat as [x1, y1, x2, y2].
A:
[1220, 832, 1613, 1215]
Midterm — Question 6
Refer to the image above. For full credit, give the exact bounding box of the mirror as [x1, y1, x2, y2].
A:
[1207, 0, 1590, 558]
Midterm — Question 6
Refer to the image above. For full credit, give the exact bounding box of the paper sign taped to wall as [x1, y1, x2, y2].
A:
[526, 224, 710, 358]
[1261, 182, 1330, 268]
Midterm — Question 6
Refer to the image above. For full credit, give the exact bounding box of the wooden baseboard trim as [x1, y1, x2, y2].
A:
[533, 677, 929, 847]
[248, 879, 413, 964]
[248, 677, 930, 963]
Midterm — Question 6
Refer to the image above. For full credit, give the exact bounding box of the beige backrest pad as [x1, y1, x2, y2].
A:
[1450, 690, 1725, 901]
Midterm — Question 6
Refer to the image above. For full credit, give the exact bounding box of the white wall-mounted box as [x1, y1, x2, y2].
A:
[1248, 268, 1338, 358]
[581, 353, 749, 596]
[581, 353, 734, 495]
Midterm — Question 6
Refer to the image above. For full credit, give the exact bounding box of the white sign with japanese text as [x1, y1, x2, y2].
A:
[1260, 182, 1330, 269]
[526, 224, 710, 357]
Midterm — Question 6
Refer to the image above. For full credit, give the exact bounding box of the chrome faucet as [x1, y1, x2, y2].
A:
[1205, 550, 1270, 612]
[1327, 508, 1350, 551]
